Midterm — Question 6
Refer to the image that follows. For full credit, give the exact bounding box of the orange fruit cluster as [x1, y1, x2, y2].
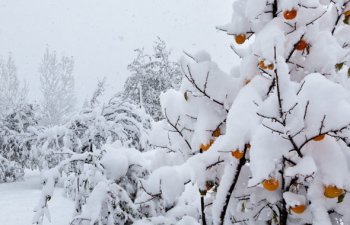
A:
[259, 60, 274, 70]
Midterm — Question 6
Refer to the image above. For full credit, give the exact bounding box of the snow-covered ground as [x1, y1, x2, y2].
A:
[0, 170, 74, 225]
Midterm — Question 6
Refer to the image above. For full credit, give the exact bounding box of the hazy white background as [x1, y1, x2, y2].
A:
[0, 0, 238, 103]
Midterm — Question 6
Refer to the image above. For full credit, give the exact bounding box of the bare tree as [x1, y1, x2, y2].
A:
[0, 54, 27, 116]
[39, 48, 76, 126]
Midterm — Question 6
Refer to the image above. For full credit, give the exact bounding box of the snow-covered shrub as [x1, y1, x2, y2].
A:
[0, 55, 33, 182]
[33, 97, 153, 225]
[0, 155, 24, 183]
[0, 103, 40, 182]
[33, 142, 152, 225]
[34, 96, 151, 168]
[67, 143, 149, 225]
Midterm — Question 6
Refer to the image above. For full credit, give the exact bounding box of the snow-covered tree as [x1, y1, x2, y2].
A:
[0, 156, 23, 183]
[140, 1, 350, 225]
[0, 103, 40, 182]
[89, 77, 106, 109]
[135, 50, 241, 225]
[123, 38, 182, 121]
[39, 48, 76, 126]
[214, 1, 350, 225]
[33, 95, 153, 225]
[0, 54, 27, 116]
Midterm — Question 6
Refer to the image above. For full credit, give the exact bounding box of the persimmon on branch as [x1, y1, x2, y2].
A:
[279, 159, 300, 225]
[286, 34, 305, 63]
[285, 8, 329, 63]
[218, 144, 249, 225]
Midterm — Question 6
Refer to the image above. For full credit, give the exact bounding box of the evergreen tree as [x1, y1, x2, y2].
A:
[89, 77, 106, 109]
[124, 38, 182, 121]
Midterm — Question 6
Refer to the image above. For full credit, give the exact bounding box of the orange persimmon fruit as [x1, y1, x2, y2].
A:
[235, 34, 246, 44]
[295, 39, 308, 51]
[262, 178, 279, 191]
[313, 134, 325, 142]
[324, 185, 344, 198]
[231, 150, 244, 160]
[200, 139, 214, 151]
[212, 128, 221, 138]
[259, 60, 274, 70]
[344, 10, 350, 17]
[291, 205, 306, 214]
[284, 9, 297, 20]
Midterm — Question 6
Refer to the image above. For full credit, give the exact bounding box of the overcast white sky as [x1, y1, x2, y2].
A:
[0, 0, 238, 104]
